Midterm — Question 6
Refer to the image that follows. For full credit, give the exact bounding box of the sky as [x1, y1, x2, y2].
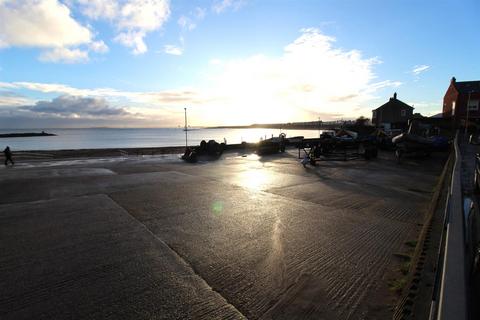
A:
[0, 0, 479, 128]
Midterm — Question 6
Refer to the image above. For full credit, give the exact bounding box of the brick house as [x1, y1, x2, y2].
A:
[443, 77, 480, 124]
[372, 93, 414, 130]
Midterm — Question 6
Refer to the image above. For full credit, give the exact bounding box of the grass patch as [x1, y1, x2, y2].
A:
[404, 240, 418, 248]
[389, 252, 412, 294]
[393, 253, 412, 261]
[388, 278, 407, 294]
[399, 261, 411, 275]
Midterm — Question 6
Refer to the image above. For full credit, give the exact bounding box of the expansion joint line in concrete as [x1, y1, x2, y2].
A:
[105, 194, 247, 319]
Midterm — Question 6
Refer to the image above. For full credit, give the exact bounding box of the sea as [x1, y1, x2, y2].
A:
[0, 128, 322, 151]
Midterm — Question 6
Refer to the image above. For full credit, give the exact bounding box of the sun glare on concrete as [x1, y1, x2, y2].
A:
[236, 168, 274, 191]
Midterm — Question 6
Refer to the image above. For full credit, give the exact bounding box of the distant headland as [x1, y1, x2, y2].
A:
[209, 120, 356, 130]
[0, 131, 56, 138]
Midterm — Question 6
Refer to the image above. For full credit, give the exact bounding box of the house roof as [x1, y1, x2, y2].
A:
[453, 80, 480, 94]
[430, 112, 443, 118]
[373, 93, 413, 111]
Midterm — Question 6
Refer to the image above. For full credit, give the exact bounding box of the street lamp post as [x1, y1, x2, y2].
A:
[318, 117, 322, 137]
[184, 107, 188, 148]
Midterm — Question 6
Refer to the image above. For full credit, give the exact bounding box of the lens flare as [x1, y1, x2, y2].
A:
[212, 200, 224, 215]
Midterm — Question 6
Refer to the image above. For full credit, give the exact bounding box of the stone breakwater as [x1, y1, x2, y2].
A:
[0, 132, 56, 138]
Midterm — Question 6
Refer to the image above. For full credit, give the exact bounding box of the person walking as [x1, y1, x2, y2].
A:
[4, 146, 14, 166]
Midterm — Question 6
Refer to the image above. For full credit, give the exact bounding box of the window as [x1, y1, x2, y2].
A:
[452, 101, 456, 116]
[468, 99, 479, 111]
[401, 110, 406, 117]
[372, 110, 377, 118]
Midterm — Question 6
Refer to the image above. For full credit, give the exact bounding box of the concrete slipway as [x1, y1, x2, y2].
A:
[0, 150, 445, 319]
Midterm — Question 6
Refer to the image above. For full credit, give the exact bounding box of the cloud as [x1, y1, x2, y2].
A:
[363, 80, 402, 93]
[0, 0, 92, 48]
[2, 29, 402, 126]
[163, 45, 183, 56]
[178, 15, 196, 31]
[178, 7, 206, 31]
[38, 47, 89, 63]
[0, 0, 111, 62]
[20, 95, 130, 118]
[77, 0, 118, 20]
[138, 90, 214, 105]
[198, 28, 400, 124]
[0, 81, 94, 96]
[89, 40, 109, 53]
[79, 0, 170, 54]
[0, 94, 178, 128]
[118, 0, 170, 31]
[412, 65, 430, 75]
[329, 94, 359, 102]
[194, 7, 207, 19]
[212, 0, 245, 14]
[114, 31, 147, 54]
[0, 113, 175, 129]
[0, 91, 34, 106]
[0, 81, 208, 107]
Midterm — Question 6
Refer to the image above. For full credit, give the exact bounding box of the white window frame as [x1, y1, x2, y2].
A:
[452, 101, 456, 116]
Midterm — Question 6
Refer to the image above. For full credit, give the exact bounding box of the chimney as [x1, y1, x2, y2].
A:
[451, 76, 456, 84]
[393, 92, 397, 100]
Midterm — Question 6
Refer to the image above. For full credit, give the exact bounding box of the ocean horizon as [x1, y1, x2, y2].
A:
[0, 127, 321, 151]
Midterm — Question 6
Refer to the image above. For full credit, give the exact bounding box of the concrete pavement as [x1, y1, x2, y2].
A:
[0, 149, 446, 319]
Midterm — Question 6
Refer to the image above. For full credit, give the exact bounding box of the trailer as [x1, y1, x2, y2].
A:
[297, 134, 378, 166]
[256, 133, 287, 155]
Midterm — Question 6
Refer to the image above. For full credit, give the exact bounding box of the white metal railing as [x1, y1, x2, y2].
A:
[434, 132, 468, 320]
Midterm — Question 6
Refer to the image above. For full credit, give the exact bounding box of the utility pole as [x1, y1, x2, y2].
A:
[184, 107, 188, 148]
[465, 91, 472, 136]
